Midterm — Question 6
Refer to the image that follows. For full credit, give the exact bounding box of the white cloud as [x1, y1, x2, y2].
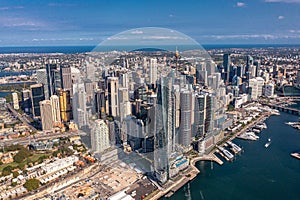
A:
[265, 0, 300, 3]
[131, 30, 144, 34]
[236, 2, 247, 7]
[201, 34, 300, 40]
[289, 29, 300, 33]
[278, 15, 285, 19]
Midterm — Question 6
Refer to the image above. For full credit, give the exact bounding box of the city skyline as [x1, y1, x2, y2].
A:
[1, 0, 300, 46]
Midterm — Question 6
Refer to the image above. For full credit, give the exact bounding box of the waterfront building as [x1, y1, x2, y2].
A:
[58, 89, 72, 122]
[50, 95, 61, 123]
[179, 89, 192, 147]
[12, 92, 19, 110]
[248, 78, 258, 100]
[107, 77, 119, 117]
[30, 84, 45, 117]
[40, 100, 53, 131]
[91, 119, 110, 153]
[264, 83, 274, 97]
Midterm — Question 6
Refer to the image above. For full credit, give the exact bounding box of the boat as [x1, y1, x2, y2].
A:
[290, 152, 300, 160]
[265, 138, 271, 148]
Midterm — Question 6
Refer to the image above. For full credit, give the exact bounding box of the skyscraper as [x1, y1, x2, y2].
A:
[107, 77, 119, 117]
[150, 58, 158, 85]
[154, 76, 175, 183]
[50, 95, 61, 123]
[40, 100, 53, 131]
[95, 89, 106, 119]
[36, 69, 49, 100]
[12, 92, 19, 110]
[179, 90, 192, 147]
[194, 93, 206, 139]
[60, 65, 72, 95]
[223, 53, 231, 83]
[22, 89, 31, 113]
[72, 83, 87, 128]
[91, 119, 110, 153]
[58, 89, 72, 122]
[46, 63, 61, 97]
[30, 84, 45, 117]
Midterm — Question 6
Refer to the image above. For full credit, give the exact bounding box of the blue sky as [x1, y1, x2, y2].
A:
[1, 0, 300, 46]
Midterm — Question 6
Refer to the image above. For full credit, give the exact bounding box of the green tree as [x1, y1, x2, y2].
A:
[23, 179, 40, 192]
[12, 171, 19, 178]
[13, 148, 31, 163]
[2, 165, 13, 176]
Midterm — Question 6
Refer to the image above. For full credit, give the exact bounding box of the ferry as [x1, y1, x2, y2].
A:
[290, 152, 300, 160]
[264, 138, 271, 148]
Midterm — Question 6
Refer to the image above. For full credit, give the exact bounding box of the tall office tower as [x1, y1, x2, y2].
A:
[95, 89, 106, 119]
[245, 55, 254, 79]
[58, 89, 72, 122]
[60, 65, 73, 95]
[73, 83, 87, 128]
[237, 65, 244, 77]
[91, 119, 110, 153]
[123, 116, 145, 150]
[194, 93, 206, 139]
[12, 92, 19, 110]
[248, 65, 257, 79]
[249, 78, 259, 100]
[264, 83, 274, 97]
[84, 80, 96, 104]
[223, 53, 231, 83]
[30, 84, 45, 117]
[256, 77, 265, 97]
[296, 69, 300, 85]
[36, 69, 49, 100]
[254, 60, 261, 77]
[272, 64, 278, 78]
[50, 95, 61, 123]
[46, 63, 61, 97]
[86, 62, 96, 82]
[204, 94, 214, 135]
[119, 72, 129, 88]
[179, 90, 192, 147]
[207, 75, 217, 90]
[71, 67, 81, 84]
[196, 63, 207, 85]
[150, 58, 158, 85]
[154, 76, 175, 183]
[118, 87, 130, 122]
[173, 85, 180, 129]
[107, 77, 119, 117]
[206, 60, 216, 76]
[40, 100, 53, 131]
[22, 89, 31, 113]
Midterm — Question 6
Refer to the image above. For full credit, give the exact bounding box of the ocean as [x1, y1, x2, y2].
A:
[162, 112, 300, 200]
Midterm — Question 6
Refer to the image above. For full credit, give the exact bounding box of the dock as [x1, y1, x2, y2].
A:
[217, 146, 234, 161]
[226, 141, 242, 154]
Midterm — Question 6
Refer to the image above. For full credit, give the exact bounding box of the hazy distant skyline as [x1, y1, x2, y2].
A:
[1, 0, 300, 46]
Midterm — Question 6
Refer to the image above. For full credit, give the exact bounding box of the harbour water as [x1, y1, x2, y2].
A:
[163, 112, 300, 200]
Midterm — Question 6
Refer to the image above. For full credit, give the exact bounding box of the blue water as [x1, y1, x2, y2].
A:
[0, 71, 34, 78]
[163, 112, 300, 200]
[0, 44, 300, 54]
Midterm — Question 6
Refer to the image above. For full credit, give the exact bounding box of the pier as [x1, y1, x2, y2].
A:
[227, 141, 242, 154]
[264, 103, 300, 116]
[217, 146, 234, 161]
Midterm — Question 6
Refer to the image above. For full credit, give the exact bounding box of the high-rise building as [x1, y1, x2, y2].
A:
[179, 90, 192, 147]
[150, 58, 158, 85]
[256, 77, 265, 97]
[249, 78, 258, 100]
[50, 95, 61, 123]
[194, 93, 206, 139]
[95, 89, 106, 119]
[58, 89, 72, 122]
[118, 87, 130, 122]
[154, 76, 175, 183]
[264, 83, 274, 97]
[107, 77, 119, 117]
[12, 92, 19, 110]
[223, 53, 230, 83]
[60, 65, 72, 95]
[40, 100, 53, 131]
[72, 83, 87, 128]
[46, 63, 61, 97]
[30, 84, 45, 117]
[91, 119, 110, 153]
[36, 69, 49, 99]
[22, 89, 31, 113]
